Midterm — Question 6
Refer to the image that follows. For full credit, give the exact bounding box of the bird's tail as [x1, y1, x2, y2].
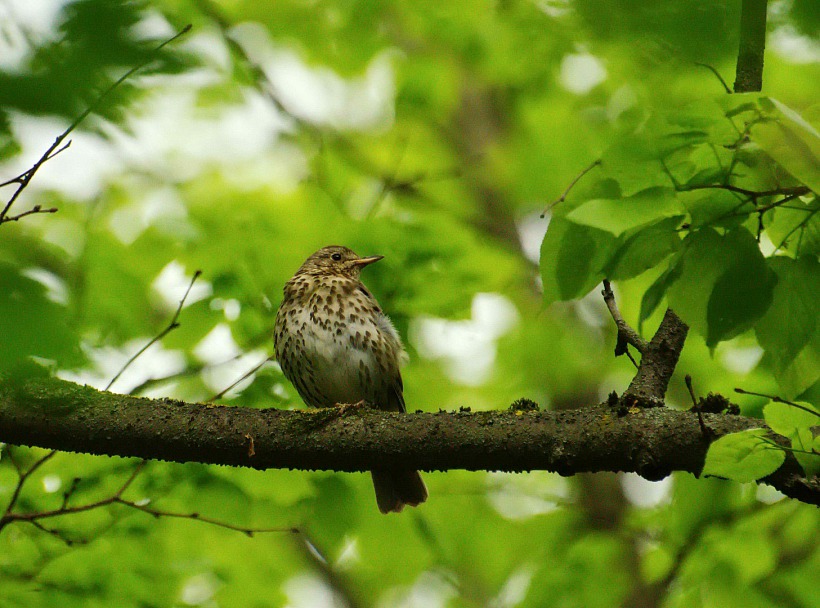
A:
[371, 468, 428, 514]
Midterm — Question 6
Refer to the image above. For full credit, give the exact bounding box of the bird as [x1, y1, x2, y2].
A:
[273, 245, 428, 513]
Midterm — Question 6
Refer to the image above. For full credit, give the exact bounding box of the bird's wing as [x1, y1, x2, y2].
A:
[389, 371, 406, 414]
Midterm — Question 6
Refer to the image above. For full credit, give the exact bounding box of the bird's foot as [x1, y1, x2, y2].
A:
[335, 400, 371, 416]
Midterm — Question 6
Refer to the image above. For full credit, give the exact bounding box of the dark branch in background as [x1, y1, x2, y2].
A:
[105, 270, 201, 391]
[540, 159, 601, 218]
[0, 453, 295, 542]
[195, 0, 309, 131]
[734, 0, 769, 93]
[0, 24, 192, 226]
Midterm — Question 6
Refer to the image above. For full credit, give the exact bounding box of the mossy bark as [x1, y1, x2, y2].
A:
[0, 375, 816, 504]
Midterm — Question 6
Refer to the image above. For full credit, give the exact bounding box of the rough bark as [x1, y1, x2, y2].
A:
[0, 374, 816, 505]
[623, 309, 689, 406]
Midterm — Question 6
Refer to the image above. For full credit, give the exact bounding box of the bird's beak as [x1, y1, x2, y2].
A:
[351, 255, 384, 267]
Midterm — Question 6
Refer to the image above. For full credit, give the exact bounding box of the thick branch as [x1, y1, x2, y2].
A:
[0, 376, 815, 505]
[734, 0, 768, 93]
[600, 282, 688, 405]
[623, 308, 689, 405]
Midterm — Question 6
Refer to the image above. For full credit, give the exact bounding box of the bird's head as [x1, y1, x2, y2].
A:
[297, 245, 383, 279]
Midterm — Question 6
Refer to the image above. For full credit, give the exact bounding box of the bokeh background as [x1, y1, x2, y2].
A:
[1, 1, 818, 606]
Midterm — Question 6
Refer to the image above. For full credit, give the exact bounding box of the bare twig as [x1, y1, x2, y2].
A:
[695, 62, 732, 94]
[208, 355, 274, 402]
[685, 374, 711, 439]
[0, 205, 59, 223]
[735, 388, 820, 418]
[540, 159, 601, 218]
[2, 449, 57, 520]
[105, 270, 202, 392]
[60, 477, 82, 510]
[113, 498, 297, 537]
[0, 25, 192, 225]
[601, 280, 648, 354]
[1, 458, 296, 539]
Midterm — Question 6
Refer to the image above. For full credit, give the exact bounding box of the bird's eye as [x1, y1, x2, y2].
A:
[331, 253, 342, 261]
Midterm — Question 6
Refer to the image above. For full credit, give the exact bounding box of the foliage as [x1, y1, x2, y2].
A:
[0, 1, 818, 607]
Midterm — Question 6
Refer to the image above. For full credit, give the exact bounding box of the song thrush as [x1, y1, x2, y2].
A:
[274, 245, 428, 513]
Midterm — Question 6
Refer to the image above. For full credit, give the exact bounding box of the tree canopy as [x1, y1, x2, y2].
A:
[0, 1, 818, 607]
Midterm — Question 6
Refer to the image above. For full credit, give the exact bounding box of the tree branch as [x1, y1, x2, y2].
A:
[600, 281, 688, 405]
[622, 308, 689, 406]
[0, 375, 815, 505]
[734, 0, 768, 93]
[0, 25, 191, 225]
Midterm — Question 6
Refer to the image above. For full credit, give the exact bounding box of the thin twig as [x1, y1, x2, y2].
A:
[60, 477, 82, 510]
[735, 388, 820, 418]
[26, 519, 81, 546]
[679, 184, 810, 198]
[685, 374, 711, 439]
[540, 159, 601, 217]
[207, 356, 274, 402]
[2, 449, 57, 521]
[1, 205, 59, 223]
[0, 25, 192, 224]
[2, 458, 296, 539]
[105, 270, 202, 391]
[601, 280, 648, 354]
[758, 437, 819, 456]
[773, 207, 819, 254]
[114, 499, 297, 537]
[695, 62, 733, 94]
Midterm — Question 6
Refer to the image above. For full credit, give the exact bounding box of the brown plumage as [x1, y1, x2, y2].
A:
[273, 245, 428, 513]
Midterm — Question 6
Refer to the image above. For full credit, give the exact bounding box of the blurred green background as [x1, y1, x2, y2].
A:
[1, 1, 818, 606]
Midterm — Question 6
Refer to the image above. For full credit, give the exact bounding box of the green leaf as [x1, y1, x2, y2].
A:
[677, 188, 750, 229]
[702, 429, 785, 483]
[755, 257, 820, 374]
[764, 401, 820, 478]
[763, 401, 819, 436]
[765, 196, 820, 256]
[565, 187, 682, 236]
[603, 216, 683, 280]
[638, 252, 684, 328]
[706, 254, 776, 347]
[752, 98, 820, 193]
[0, 263, 83, 370]
[666, 228, 775, 346]
[774, 330, 820, 400]
[600, 135, 670, 196]
[793, 428, 820, 478]
[540, 216, 616, 305]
